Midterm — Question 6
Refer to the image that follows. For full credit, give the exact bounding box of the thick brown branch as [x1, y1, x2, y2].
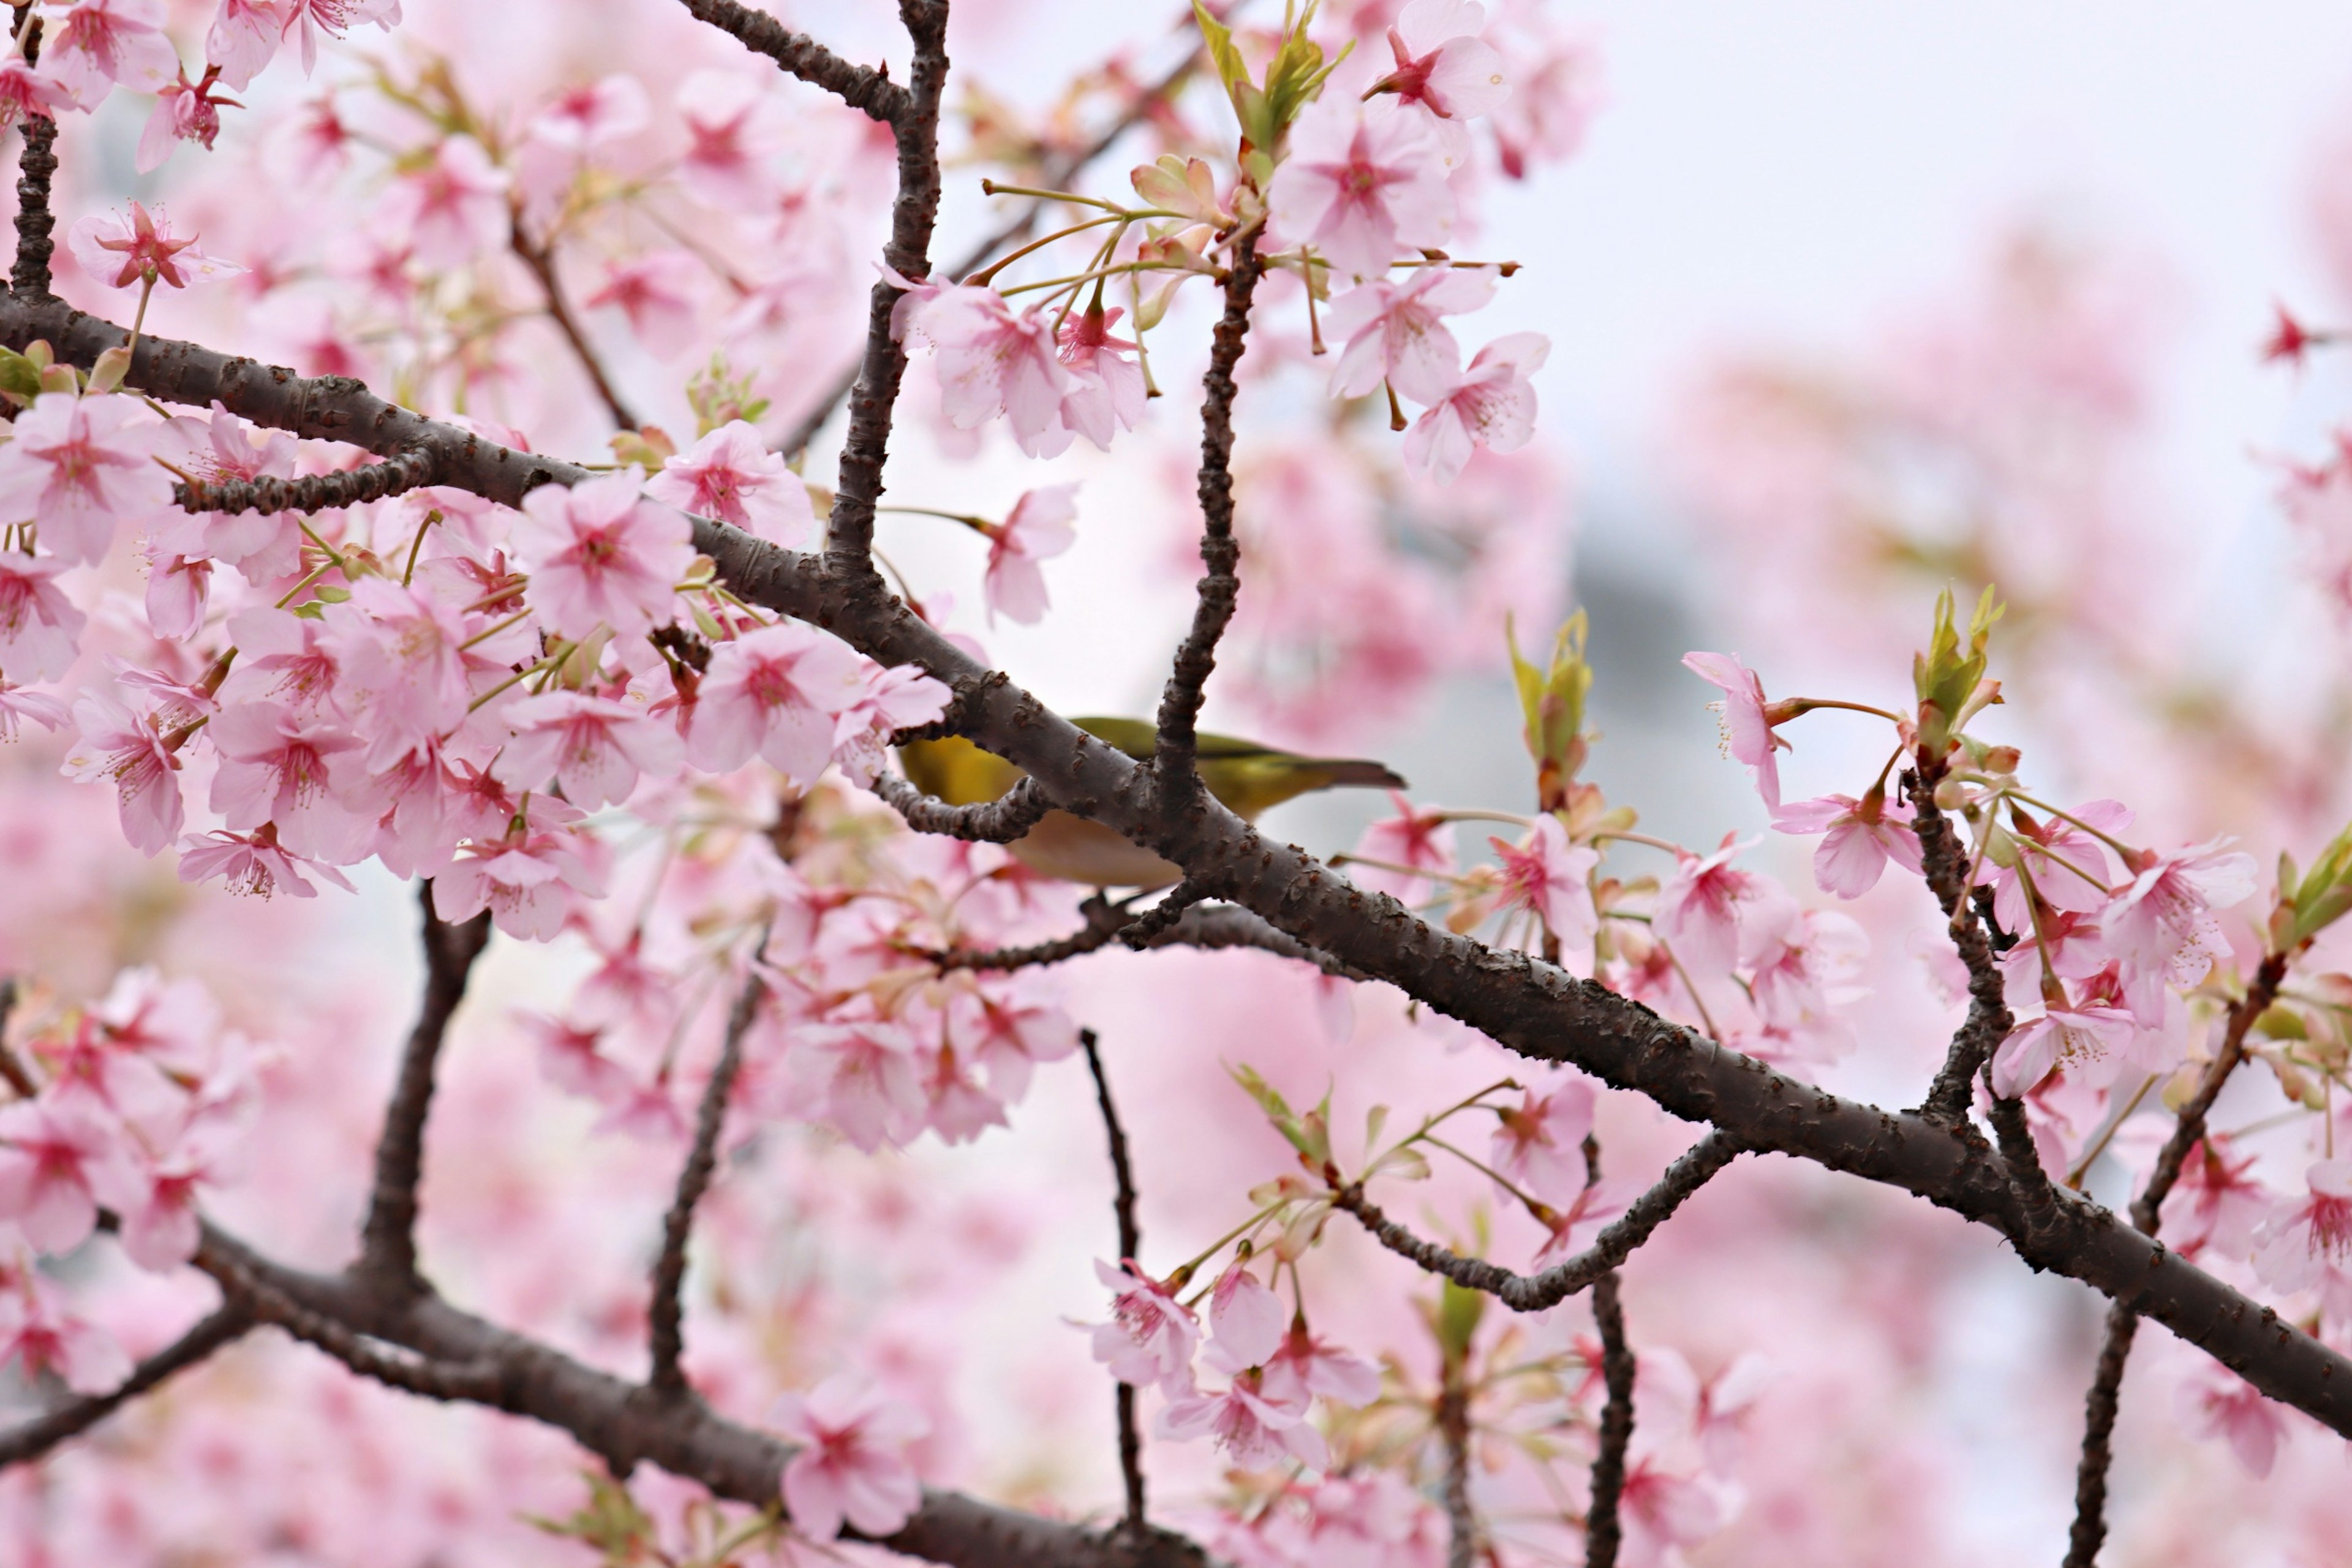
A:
[647, 972, 763, 1395]
[1150, 236, 1264, 812]
[1081, 1031, 1148, 1533]
[673, 0, 910, 123]
[10, 20, 55, 301]
[2062, 949, 2288, 1568]
[824, 0, 950, 565]
[1332, 1132, 1744, 1313]
[175, 447, 439, 515]
[0, 1305, 251, 1467]
[875, 772, 1052, 842]
[358, 886, 492, 1291]
[511, 224, 641, 431]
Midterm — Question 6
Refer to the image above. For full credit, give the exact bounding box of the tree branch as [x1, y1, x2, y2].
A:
[1150, 236, 1264, 815]
[873, 772, 1052, 842]
[1081, 1030, 1148, 1534]
[10, 18, 56, 302]
[1438, 1371, 1477, 1568]
[673, 0, 911, 123]
[647, 971, 763, 1396]
[1584, 1266, 1635, 1568]
[1906, 759, 2012, 1123]
[2062, 949, 2290, 1568]
[0, 1305, 251, 1467]
[511, 222, 641, 431]
[357, 884, 493, 1291]
[823, 0, 950, 566]
[1331, 1132, 1744, 1313]
[175, 447, 440, 515]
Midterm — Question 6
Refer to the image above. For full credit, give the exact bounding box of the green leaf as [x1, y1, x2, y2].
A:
[1434, 1277, 1486, 1368]
[0, 347, 42, 405]
[86, 346, 132, 396]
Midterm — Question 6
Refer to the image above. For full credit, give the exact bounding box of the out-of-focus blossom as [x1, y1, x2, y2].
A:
[527, 74, 649, 151]
[0, 1266, 129, 1394]
[2252, 1158, 2352, 1322]
[585, 252, 701, 356]
[0, 59, 72, 127]
[677, 70, 790, 206]
[982, 485, 1077, 626]
[1348, 793, 1456, 903]
[1208, 1259, 1287, 1368]
[494, 692, 682, 808]
[0, 552, 88, 681]
[0, 1099, 119, 1253]
[380, 135, 511, 270]
[2179, 1364, 2288, 1479]
[1490, 1079, 1594, 1203]
[43, 0, 179, 107]
[767, 1373, 927, 1542]
[0, 681, 69, 742]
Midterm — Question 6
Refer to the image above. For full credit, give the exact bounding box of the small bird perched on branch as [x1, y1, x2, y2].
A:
[900, 717, 1406, 888]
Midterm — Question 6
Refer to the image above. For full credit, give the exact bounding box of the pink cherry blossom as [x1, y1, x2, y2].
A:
[1347, 793, 1457, 903]
[0, 1099, 119, 1254]
[0, 552, 87, 680]
[585, 251, 700, 355]
[2178, 1365, 2288, 1479]
[68, 202, 244, 291]
[676, 70, 790, 206]
[1157, 1340, 1327, 1471]
[685, 620, 869, 783]
[381, 135, 511, 270]
[513, 473, 693, 640]
[1325, 265, 1497, 404]
[493, 690, 682, 807]
[431, 810, 609, 941]
[1269, 100, 1455, 281]
[143, 549, 212, 641]
[1090, 1259, 1200, 1391]
[646, 421, 813, 545]
[1681, 651, 1784, 809]
[98, 1095, 250, 1271]
[1654, 834, 1793, 978]
[1772, 790, 1921, 897]
[1744, 906, 1868, 1031]
[528, 74, 649, 151]
[1208, 1259, 1287, 1368]
[899, 284, 1074, 457]
[0, 680, 67, 742]
[43, 0, 180, 107]
[830, 662, 951, 788]
[516, 1012, 633, 1106]
[207, 700, 369, 862]
[205, 0, 284, 91]
[1490, 813, 1598, 950]
[1989, 995, 2140, 1096]
[0, 392, 173, 565]
[789, 1019, 925, 1150]
[2253, 1158, 2352, 1321]
[768, 1373, 927, 1542]
[2103, 838, 2258, 989]
[138, 68, 235, 173]
[1532, 1175, 1631, 1263]
[1373, 0, 1512, 122]
[278, 0, 402, 75]
[1643, 1348, 1774, 1476]
[943, 983, 1075, 1102]
[982, 484, 1077, 626]
[178, 824, 355, 899]
[1987, 802, 2125, 933]
[1403, 332, 1548, 485]
[1054, 304, 1146, 449]
[1490, 1080, 1595, 1204]
[61, 693, 184, 853]
[1618, 1455, 1733, 1562]
[0, 59, 71, 127]
[318, 579, 477, 764]
[2158, 1135, 2272, 1262]
[0, 1267, 129, 1394]
[1267, 1325, 1382, 1408]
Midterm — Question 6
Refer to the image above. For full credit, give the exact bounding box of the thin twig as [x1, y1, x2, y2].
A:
[1438, 1372, 1477, 1568]
[1332, 1132, 1744, 1312]
[1080, 1030, 1147, 1533]
[511, 224, 641, 431]
[1585, 1265, 1635, 1568]
[874, 772, 1052, 842]
[647, 970, 764, 1395]
[10, 17, 55, 301]
[0, 1304, 250, 1468]
[673, 0, 911, 123]
[175, 447, 440, 516]
[1907, 758, 2013, 1123]
[1117, 881, 1208, 949]
[357, 884, 493, 1290]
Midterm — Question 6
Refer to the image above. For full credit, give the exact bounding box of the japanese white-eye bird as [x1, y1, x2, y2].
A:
[899, 717, 1407, 889]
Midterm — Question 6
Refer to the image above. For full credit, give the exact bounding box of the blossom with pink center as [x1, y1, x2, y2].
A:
[1326, 265, 1497, 404]
[1989, 995, 2139, 1096]
[143, 550, 212, 641]
[493, 690, 682, 808]
[1642, 1348, 1773, 1476]
[2178, 1364, 2288, 1479]
[0, 681, 67, 742]
[916, 1041, 1007, 1145]
[1208, 1259, 1287, 1368]
[513, 473, 693, 640]
[0, 59, 72, 127]
[207, 700, 369, 862]
[216, 605, 342, 717]
[1988, 802, 2125, 933]
[432, 811, 609, 942]
[646, 421, 813, 545]
[1268, 100, 1455, 281]
[0, 552, 87, 681]
[318, 578, 478, 764]
[1681, 651, 1784, 810]
[676, 70, 790, 206]
[1090, 1258, 1200, 1390]
[528, 74, 649, 152]
[831, 663, 952, 788]
[768, 1373, 927, 1542]
[1532, 1176, 1631, 1263]
[516, 1012, 633, 1106]
[381, 135, 511, 270]
[1373, 0, 1512, 122]
[943, 984, 1076, 1102]
[43, 0, 179, 106]
[1403, 331, 1547, 485]
[2158, 1136, 2272, 1262]
[1348, 792, 1457, 903]
[277, 0, 402, 75]
[0, 1267, 129, 1394]
[1054, 304, 1145, 450]
[61, 693, 184, 853]
[1490, 1080, 1595, 1204]
[138, 67, 236, 172]
[982, 484, 1077, 626]
[1490, 813, 1598, 949]
[157, 403, 302, 576]
[899, 284, 1074, 457]
[1618, 1455, 1733, 1562]
[1267, 1325, 1382, 1408]
[1772, 790, 1921, 897]
[97, 1096, 249, 1271]
[1653, 834, 1792, 978]
[1744, 905, 1869, 1030]
[178, 824, 355, 899]
[790, 1019, 925, 1151]
[685, 621, 870, 783]
[2253, 1158, 2352, 1320]
[1158, 1340, 1328, 1470]
[585, 251, 701, 356]
[2102, 837, 2258, 990]
[0, 392, 173, 565]
[206, 0, 284, 90]
[68, 202, 244, 292]
[0, 1099, 121, 1254]
[1488, 17, 1600, 178]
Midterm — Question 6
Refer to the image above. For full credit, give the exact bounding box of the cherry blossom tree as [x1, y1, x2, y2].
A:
[0, 2, 2345, 1566]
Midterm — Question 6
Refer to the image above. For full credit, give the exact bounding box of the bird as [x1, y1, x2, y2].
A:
[898, 716, 1407, 888]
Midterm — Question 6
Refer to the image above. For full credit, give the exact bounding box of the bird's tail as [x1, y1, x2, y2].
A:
[1309, 758, 1410, 791]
